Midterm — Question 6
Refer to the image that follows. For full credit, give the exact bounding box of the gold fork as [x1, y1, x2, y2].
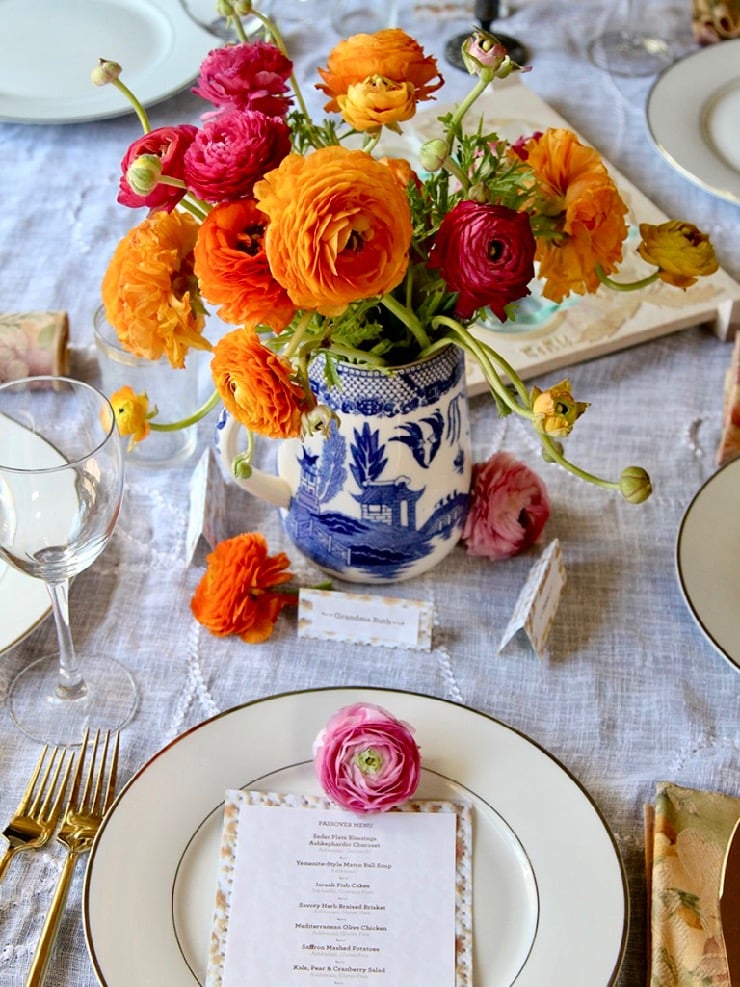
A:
[24, 728, 119, 987]
[0, 745, 72, 882]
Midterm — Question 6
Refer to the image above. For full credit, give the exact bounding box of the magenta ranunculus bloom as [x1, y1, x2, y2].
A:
[462, 451, 551, 560]
[193, 41, 293, 118]
[427, 200, 536, 321]
[183, 110, 291, 203]
[313, 703, 421, 813]
[117, 125, 198, 213]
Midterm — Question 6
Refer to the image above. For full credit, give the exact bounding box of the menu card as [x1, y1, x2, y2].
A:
[206, 790, 472, 987]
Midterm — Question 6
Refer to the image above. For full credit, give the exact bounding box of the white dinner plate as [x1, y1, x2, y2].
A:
[84, 687, 628, 986]
[0, 415, 53, 654]
[647, 40, 740, 204]
[676, 458, 740, 671]
[0, 0, 218, 124]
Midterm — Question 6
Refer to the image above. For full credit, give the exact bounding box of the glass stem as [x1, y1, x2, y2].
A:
[45, 580, 87, 701]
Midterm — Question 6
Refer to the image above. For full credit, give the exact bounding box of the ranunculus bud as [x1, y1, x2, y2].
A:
[125, 154, 163, 196]
[91, 58, 122, 86]
[302, 404, 339, 437]
[619, 466, 652, 504]
[467, 181, 490, 203]
[419, 138, 450, 173]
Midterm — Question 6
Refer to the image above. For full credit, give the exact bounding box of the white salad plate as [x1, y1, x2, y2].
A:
[0, 415, 53, 655]
[84, 687, 628, 986]
[647, 40, 740, 204]
[676, 458, 740, 671]
[0, 0, 218, 124]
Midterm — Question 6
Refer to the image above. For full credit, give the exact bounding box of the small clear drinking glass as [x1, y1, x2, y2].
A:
[587, 0, 675, 76]
[0, 376, 137, 744]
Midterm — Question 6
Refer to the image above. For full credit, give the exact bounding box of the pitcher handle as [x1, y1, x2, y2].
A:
[215, 410, 292, 510]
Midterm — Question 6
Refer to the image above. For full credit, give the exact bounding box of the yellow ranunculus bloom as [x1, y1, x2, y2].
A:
[637, 221, 719, 288]
[531, 379, 590, 437]
[337, 77, 417, 132]
[109, 385, 154, 450]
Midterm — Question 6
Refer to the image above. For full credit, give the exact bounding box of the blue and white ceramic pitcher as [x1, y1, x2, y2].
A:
[216, 344, 471, 583]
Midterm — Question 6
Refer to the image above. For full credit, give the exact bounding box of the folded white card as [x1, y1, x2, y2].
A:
[206, 790, 472, 987]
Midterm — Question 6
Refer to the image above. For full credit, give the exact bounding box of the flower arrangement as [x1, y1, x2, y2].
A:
[94, 0, 719, 514]
[312, 702, 421, 813]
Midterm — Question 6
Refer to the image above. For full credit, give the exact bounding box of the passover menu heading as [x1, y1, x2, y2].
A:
[206, 790, 471, 987]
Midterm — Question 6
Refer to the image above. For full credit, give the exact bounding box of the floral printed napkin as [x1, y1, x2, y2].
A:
[646, 781, 740, 986]
[0, 311, 69, 383]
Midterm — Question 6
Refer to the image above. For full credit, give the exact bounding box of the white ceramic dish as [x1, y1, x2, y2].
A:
[0, 416, 53, 654]
[647, 40, 740, 203]
[84, 687, 628, 986]
[0, 0, 217, 124]
[676, 458, 740, 671]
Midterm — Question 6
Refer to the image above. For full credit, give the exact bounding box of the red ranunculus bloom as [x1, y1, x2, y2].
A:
[117, 124, 198, 213]
[183, 109, 291, 203]
[192, 40, 293, 118]
[427, 200, 536, 321]
[462, 451, 550, 560]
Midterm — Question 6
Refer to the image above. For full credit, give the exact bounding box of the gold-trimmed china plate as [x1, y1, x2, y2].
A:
[84, 687, 628, 986]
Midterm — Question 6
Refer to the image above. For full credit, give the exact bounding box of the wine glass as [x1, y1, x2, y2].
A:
[445, 0, 528, 72]
[587, 0, 674, 76]
[0, 376, 137, 744]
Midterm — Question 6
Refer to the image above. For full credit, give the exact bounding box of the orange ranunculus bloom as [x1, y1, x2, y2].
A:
[191, 532, 295, 643]
[316, 29, 443, 120]
[254, 145, 412, 317]
[379, 155, 417, 190]
[194, 199, 296, 332]
[211, 327, 307, 438]
[337, 77, 417, 132]
[531, 378, 590, 437]
[109, 385, 153, 450]
[522, 128, 629, 303]
[101, 210, 210, 369]
[637, 221, 719, 288]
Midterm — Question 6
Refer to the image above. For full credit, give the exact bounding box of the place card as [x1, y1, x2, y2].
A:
[298, 588, 434, 650]
[185, 448, 227, 565]
[205, 790, 472, 987]
[498, 539, 566, 659]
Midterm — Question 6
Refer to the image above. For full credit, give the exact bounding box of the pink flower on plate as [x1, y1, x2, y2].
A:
[183, 109, 291, 203]
[192, 41, 294, 118]
[313, 703, 421, 814]
[117, 124, 198, 213]
[462, 451, 551, 560]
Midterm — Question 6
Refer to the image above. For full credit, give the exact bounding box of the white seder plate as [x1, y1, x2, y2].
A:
[676, 457, 740, 672]
[84, 687, 628, 987]
[0, 416, 54, 655]
[0, 0, 218, 124]
[647, 40, 740, 204]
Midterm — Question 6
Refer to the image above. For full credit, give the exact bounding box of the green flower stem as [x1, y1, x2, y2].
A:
[380, 293, 431, 351]
[282, 311, 314, 360]
[539, 435, 621, 491]
[595, 263, 660, 292]
[448, 74, 490, 132]
[433, 316, 530, 416]
[111, 78, 150, 133]
[149, 389, 220, 432]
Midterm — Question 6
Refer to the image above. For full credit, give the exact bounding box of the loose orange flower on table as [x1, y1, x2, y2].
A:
[637, 220, 719, 288]
[191, 532, 296, 643]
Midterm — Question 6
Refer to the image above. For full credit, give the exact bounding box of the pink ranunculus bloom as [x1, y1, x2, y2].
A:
[427, 199, 536, 321]
[117, 124, 198, 213]
[462, 451, 551, 560]
[313, 703, 421, 814]
[192, 40, 294, 118]
[183, 109, 291, 203]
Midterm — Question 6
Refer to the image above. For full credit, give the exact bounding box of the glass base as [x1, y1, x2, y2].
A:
[587, 30, 674, 76]
[7, 653, 138, 745]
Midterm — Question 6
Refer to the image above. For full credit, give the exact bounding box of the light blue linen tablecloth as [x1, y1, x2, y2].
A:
[0, 1, 738, 984]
